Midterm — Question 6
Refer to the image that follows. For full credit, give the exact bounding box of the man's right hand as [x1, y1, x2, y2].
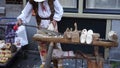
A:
[13, 19, 22, 31]
[16, 19, 22, 26]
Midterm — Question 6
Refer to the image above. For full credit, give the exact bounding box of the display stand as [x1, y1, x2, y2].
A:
[33, 33, 118, 68]
[0, 18, 22, 68]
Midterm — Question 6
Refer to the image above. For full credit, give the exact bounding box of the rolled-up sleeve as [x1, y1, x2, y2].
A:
[17, 2, 33, 23]
[53, 0, 63, 21]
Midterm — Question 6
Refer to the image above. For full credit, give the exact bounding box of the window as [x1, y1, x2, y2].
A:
[6, 0, 23, 4]
[59, 0, 79, 13]
[84, 0, 120, 14]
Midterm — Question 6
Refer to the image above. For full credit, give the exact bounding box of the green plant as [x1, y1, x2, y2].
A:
[111, 62, 120, 68]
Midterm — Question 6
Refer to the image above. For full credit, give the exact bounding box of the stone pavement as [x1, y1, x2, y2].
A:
[9, 50, 111, 68]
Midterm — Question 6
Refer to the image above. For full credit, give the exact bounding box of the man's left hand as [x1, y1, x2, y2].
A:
[51, 20, 57, 28]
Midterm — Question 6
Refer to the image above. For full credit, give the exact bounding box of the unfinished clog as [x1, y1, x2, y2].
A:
[86, 29, 93, 44]
[40, 64, 45, 68]
[80, 29, 87, 43]
[108, 31, 118, 41]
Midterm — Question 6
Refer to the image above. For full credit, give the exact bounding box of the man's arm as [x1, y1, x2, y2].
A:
[17, 1, 33, 25]
[53, 0, 63, 21]
[51, 0, 63, 28]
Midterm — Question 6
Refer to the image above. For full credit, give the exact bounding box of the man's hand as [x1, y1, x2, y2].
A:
[50, 20, 58, 32]
[16, 19, 22, 26]
[13, 19, 22, 31]
[51, 19, 57, 28]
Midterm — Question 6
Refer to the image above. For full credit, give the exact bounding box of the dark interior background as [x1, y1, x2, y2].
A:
[58, 17, 106, 57]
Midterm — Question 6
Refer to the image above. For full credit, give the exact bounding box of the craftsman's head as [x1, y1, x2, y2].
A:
[34, 0, 45, 2]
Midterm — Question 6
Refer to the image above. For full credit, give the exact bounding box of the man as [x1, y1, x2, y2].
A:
[16, 0, 63, 68]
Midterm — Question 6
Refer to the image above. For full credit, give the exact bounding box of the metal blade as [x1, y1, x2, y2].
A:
[22, 24, 62, 36]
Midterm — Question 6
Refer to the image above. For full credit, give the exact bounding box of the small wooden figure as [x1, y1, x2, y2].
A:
[71, 23, 80, 43]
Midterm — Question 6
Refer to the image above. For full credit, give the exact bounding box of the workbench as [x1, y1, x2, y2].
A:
[33, 34, 118, 68]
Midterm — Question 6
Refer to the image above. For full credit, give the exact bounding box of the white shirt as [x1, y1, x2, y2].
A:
[17, 0, 63, 28]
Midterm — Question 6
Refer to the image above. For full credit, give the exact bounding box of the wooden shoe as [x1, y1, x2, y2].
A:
[86, 29, 93, 44]
[108, 31, 118, 41]
[40, 64, 44, 68]
[58, 60, 63, 68]
[80, 29, 87, 43]
[58, 66, 63, 68]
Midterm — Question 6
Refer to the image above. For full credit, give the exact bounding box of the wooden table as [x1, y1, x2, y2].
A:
[33, 34, 118, 68]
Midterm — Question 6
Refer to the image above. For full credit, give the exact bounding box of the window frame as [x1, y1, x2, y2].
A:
[61, 0, 79, 13]
[83, 0, 120, 14]
[6, 0, 23, 4]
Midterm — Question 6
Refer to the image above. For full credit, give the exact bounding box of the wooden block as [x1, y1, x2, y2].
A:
[87, 59, 103, 68]
[71, 32, 80, 43]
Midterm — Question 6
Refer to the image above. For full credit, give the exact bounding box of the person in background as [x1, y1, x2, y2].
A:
[16, 0, 63, 68]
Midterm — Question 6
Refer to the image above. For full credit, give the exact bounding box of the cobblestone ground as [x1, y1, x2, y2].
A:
[7, 51, 118, 68]
[31, 57, 111, 68]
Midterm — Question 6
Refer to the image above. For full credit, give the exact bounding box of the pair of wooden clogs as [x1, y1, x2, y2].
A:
[80, 29, 93, 44]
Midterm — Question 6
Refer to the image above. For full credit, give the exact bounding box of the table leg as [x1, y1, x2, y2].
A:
[94, 46, 101, 68]
[53, 59, 58, 68]
[44, 42, 55, 68]
[58, 59, 63, 68]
